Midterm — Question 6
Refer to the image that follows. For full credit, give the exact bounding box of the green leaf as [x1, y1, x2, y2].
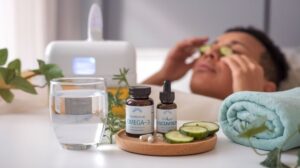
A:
[36, 62, 63, 85]
[43, 64, 63, 84]
[0, 89, 14, 103]
[112, 68, 129, 86]
[260, 148, 289, 168]
[0, 68, 16, 84]
[31, 59, 47, 75]
[108, 92, 114, 110]
[40, 64, 55, 74]
[0, 67, 6, 81]
[8, 59, 21, 75]
[37, 59, 45, 69]
[5, 69, 16, 84]
[0, 48, 8, 66]
[10, 76, 37, 94]
[32, 69, 41, 74]
[239, 124, 269, 138]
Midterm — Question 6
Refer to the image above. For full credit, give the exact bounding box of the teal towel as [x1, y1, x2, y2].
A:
[219, 88, 300, 151]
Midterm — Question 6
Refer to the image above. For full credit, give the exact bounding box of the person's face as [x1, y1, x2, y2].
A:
[190, 31, 266, 99]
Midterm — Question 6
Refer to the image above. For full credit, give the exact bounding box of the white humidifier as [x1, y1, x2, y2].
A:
[45, 4, 136, 87]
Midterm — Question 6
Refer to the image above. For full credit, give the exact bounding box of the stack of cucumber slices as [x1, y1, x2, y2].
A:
[165, 121, 219, 144]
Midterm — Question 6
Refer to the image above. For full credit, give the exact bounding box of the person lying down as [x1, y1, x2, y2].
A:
[143, 26, 290, 99]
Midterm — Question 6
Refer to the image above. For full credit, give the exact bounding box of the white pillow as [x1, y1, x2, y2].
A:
[149, 85, 222, 121]
[279, 47, 300, 90]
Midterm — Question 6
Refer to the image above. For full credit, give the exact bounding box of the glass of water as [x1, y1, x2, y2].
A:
[49, 77, 108, 150]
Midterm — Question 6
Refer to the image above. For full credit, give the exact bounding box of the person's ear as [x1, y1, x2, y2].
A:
[263, 81, 277, 92]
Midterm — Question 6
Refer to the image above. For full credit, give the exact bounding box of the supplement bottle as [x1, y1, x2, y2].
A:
[126, 86, 154, 137]
[156, 80, 177, 133]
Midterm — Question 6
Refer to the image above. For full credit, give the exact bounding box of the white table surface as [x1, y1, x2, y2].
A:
[0, 89, 298, 168]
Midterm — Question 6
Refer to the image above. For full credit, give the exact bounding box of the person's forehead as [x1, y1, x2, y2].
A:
[216, 32, 266, 53]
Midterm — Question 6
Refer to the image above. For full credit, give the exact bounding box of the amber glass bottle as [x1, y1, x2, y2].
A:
[156, 80, 177, 133]
[125, 86, 154, 137]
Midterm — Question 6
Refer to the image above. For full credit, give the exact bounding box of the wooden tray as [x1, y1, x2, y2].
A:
[115, 129, 217, 156]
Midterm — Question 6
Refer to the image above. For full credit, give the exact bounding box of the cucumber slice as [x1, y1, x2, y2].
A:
[179, 126, 208, 140]
[183, 121, 219, 135]
[165, 131, 194, 144]
[199, 44, 211, 54]
[220, 46, 232, 57]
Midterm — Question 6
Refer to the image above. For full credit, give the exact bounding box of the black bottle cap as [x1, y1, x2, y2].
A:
[129, 86, 151, 98]
[160, 80, 175, 104]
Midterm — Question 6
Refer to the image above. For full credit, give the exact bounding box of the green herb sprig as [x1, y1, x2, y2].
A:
[240, 119, 300, 168]
[103, 68, 130, 144]
[0, 48, 63, 103]
[112, 68, 130, 86]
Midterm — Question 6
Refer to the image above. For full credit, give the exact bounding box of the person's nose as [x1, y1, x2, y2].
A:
[202, 47, 221, 61]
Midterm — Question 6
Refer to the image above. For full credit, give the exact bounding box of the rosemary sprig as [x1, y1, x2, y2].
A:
[112, 68, 130, 86]
[103, 68, 130, 144]
[109, 88, 124, 106]
[105, 111, 126, 143]
[239, 119, 300, 168]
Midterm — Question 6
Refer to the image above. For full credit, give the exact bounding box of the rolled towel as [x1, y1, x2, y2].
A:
[219, 88, 300, 151]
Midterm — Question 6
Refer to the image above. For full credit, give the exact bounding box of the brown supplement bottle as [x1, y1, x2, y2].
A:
[125, 86, 154, 137]
[156, 80, 177, 133]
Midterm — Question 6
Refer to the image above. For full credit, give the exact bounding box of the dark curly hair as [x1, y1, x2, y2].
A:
[225, 26, 289, 87]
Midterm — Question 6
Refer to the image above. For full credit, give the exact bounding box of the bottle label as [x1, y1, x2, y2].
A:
[126, 105, 154, 134]
[156, 108, 177, 133]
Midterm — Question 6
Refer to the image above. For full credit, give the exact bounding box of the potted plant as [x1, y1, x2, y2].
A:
[0, 48, 63, 103]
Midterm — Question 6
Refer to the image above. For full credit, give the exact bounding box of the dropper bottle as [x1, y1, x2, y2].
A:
[156, 80, 177, 133]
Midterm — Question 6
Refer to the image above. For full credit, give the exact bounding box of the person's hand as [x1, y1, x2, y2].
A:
[142, 37, 208, 85]
[222, 55, 265, 92]
[159, 37, 208, 81]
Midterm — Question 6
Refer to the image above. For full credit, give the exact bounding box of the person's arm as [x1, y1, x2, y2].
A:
[222, 55, 276, 92]
[142, 37, 208, 85]
[142, 70, 165, 85]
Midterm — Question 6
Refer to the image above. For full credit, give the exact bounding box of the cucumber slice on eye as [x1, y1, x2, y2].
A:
[199, 44, 211, 54]
[165, 131, 194, 144]
[220, 46, 233, 57]
[179, 126, 208, 140]
[183, 121, 219, 136]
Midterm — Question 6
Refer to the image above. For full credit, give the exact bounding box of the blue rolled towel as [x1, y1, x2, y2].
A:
[219, 88, 300, 151]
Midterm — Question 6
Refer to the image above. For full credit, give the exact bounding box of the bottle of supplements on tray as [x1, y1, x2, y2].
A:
[125, 86, 154, 137]
[156, 80, 177, 133]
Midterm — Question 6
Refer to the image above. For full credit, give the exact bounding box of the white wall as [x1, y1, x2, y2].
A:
[270, 0, 300, 47]
[55, 0, 300, 47]
[57, 0, 101, 40]
[103, 0, 265, 48]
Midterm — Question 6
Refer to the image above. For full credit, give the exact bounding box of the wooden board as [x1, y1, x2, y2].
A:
[115, 129, 217, 156]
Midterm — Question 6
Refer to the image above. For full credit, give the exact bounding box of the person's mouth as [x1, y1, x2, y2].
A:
[194, 63, 216, 73]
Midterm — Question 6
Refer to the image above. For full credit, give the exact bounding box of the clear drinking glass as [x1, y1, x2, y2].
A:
[49, 77, 108, 150]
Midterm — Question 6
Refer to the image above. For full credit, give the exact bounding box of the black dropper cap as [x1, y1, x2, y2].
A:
[159, 80, 175, 104]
